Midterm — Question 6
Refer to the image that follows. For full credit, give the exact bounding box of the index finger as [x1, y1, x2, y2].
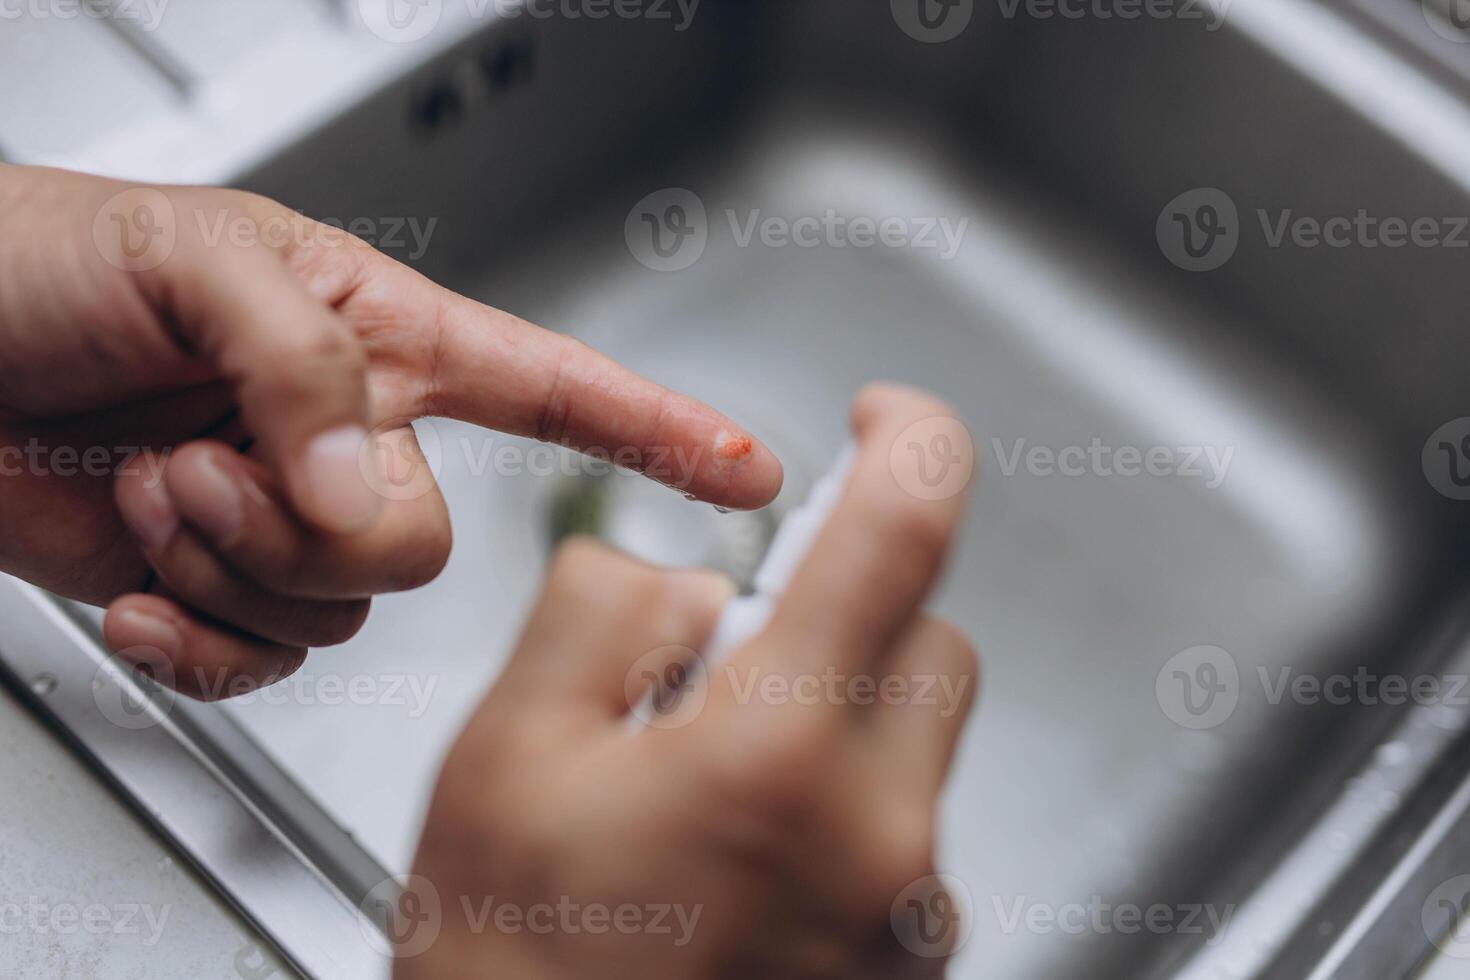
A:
[761, 383, 976, 671]
[427, 292, 784, 511]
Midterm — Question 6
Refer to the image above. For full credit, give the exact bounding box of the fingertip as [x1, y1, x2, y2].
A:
[701, 431, 784, 511]
[166, 441, 254, 546]
[757, 383, 974, 669]
[747, 437, 785, 508]
[293, 424, 383, 535]
[104, 595, 184, 663]
[113, 454, 179, 553]
[106, 593, 307, 700]
[854, 381, 976, 512]
[852, 381, 960, 435]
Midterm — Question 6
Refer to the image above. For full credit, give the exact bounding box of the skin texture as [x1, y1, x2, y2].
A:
[0, 164, 781, 695]
[399, 385, 978, 980]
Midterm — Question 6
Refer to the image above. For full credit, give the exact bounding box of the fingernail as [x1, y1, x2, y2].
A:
[302, 425, 381, 534]
[190, 452, 245, 544]
[121, 480, 178, 552]
[112, 609, 182, 660]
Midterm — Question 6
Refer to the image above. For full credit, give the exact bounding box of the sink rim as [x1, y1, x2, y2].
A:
[2, 1, 1470, 980]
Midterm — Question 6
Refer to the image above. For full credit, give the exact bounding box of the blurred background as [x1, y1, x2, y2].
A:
[5, 1, 1470, 977]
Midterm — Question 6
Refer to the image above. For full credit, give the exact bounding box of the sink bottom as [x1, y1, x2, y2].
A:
[226, 113, 1424, 979]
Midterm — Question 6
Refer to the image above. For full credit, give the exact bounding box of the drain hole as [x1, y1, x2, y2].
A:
[409, 36, 536, 139]
[480, 37, 536, 92]
[410, 80, 465, 135]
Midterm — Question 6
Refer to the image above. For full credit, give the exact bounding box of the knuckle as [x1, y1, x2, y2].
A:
[533, 336, 586, 444]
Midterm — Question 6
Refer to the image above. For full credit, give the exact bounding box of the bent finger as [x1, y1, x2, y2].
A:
[103, 592, 305, 701]
[115, 452, 371, 646]
[489, 538, 734, 732]
[164, 433, 450, 599]
[863, 617, 980, 797]
[759, 383, 975, 673]
[143, 228, 379, 535]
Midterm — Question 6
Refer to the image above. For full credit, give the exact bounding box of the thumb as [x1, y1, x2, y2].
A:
[153, 240, 380, 535]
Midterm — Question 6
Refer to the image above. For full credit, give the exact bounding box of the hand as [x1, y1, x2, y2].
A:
[0, 165, 781, 697]
[397, 385, 977, 980]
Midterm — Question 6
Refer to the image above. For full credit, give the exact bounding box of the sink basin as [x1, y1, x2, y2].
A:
[10, 1, 1470, 978]
[227, 2, 1470, 977]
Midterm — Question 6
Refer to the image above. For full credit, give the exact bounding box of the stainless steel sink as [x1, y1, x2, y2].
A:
[8, 1, 1470, 978]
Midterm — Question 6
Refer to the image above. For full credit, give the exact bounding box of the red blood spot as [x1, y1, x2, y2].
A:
[716, 436, 753, 462]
